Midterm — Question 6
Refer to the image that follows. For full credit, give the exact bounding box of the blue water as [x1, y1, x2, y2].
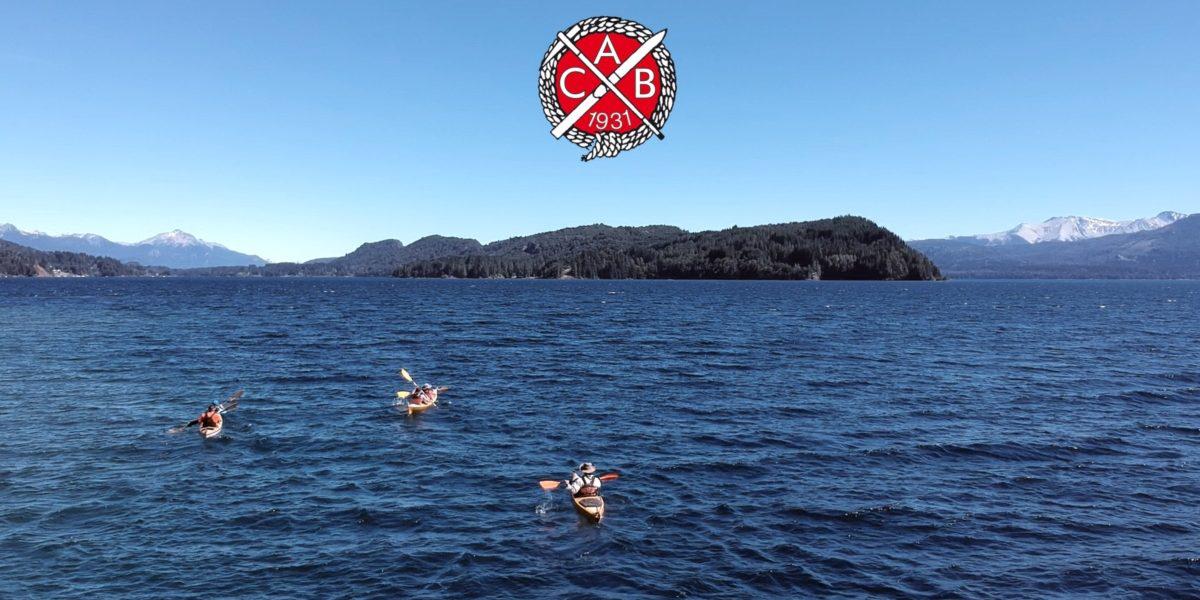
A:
[1, 279, 1198, 598]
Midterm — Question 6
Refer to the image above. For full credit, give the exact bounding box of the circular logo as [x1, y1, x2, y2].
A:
[539, 17, 676, 161]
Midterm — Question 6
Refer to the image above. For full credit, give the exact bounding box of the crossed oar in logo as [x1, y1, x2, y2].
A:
[549, 28, 668, 140]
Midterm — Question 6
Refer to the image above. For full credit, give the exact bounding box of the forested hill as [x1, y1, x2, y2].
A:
[395, 218, 941, 280]
[0, 240, 155, 277]
[186, 235, 484, 276]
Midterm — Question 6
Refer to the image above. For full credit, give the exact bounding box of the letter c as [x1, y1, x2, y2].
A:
[559, 67, 587, 99]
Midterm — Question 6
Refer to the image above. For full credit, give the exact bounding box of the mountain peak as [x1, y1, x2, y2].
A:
[139, 229, 214, 248]
[972, 211, 1184, 245]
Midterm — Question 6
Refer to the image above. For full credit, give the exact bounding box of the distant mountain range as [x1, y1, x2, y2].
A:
[8, 210, 1198, 280]
[944, 211, 1186, 246]
[0, 224, 266, 269]
[911, 211, 1200, 278]
[3, 218, 941, 280]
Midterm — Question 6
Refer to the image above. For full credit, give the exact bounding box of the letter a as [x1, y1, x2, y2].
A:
[593, 35, 621, 65]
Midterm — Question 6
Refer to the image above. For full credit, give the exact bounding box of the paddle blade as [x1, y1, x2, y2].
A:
[539, 480, 561, 491]
[599, 473, 620, 482]
[400, 368, 414, 383]
[218, 390, 243, 414]
[396, 390, 410, 399]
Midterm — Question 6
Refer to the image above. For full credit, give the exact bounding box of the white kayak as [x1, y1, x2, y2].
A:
[199, 423, 222, 439]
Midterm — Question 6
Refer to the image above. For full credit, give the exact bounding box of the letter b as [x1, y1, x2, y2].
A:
[635, 68, 656, 98]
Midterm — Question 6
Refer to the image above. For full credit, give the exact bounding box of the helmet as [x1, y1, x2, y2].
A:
[579, 463, 596, 474]
[422, 383, 433, 390]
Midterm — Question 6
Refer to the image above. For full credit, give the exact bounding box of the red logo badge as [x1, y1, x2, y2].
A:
[539, 17, 676, 161]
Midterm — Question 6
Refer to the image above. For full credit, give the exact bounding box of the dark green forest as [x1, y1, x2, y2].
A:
[0, 240, 154, 277]
[395, 218, 942, 281]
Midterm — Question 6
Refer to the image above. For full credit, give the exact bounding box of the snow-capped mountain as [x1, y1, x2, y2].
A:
[972, 211, 1185, 245]
[0, 224, 267, 268]
[909, 212, 1200, 278]
[139, 229, 211, 247]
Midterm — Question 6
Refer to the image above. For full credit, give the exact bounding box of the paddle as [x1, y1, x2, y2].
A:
[167, 390, 243, 433]
[217, 390, 243, 414]
[539, 472, 620, 491]
[396, 367, 420, 400]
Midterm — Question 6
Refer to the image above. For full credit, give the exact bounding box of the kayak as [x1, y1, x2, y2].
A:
[199, 423, 222, 439]
[572, 494, 605, 522]
[407, 401, 436, 416]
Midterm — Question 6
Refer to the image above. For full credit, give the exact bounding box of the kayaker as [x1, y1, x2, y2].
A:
[565, 463, 602, 497]
[195, 404, 222, 429]
[410, 383, 438, 406]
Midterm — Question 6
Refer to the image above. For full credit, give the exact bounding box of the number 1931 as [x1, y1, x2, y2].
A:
[587, 110, 635, 130]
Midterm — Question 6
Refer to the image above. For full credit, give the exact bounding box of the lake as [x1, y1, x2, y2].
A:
[1, 278, 1197, 598]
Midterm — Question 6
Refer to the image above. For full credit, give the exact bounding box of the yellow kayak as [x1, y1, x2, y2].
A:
[406, 401, 436, 416]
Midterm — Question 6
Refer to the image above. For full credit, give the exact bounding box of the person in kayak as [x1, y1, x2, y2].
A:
[565, 463, 602, 497]
[410, 383, 438, 406]
[194, 404, 222, 429]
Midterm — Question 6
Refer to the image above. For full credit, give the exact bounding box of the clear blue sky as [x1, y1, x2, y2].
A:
[1, 1, 1196, 262]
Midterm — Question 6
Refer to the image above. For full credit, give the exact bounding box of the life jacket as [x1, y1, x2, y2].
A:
[575, 473, 600, 497]
[199, 411, 222, 428]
